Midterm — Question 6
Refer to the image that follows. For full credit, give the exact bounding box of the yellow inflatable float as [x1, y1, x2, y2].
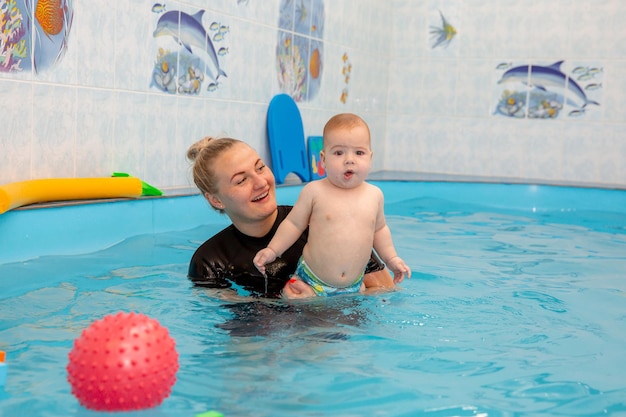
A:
[0, 173, 162, 214]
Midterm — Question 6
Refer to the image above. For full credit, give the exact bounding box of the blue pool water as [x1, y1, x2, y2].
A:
[1, 182, 625, 416]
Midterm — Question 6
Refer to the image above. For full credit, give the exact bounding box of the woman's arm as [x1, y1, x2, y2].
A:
[363, 268, 395, 291]
[363, 247, 395, 292]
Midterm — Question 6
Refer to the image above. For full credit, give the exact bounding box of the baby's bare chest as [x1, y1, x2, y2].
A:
[311, 197, 378, 228]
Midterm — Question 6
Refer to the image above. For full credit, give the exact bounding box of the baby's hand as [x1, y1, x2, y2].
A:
[387, 256, 411, 284]
[253, 248, 278, 275]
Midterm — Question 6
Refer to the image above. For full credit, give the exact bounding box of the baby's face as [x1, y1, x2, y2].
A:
[321, 125, 372, 188]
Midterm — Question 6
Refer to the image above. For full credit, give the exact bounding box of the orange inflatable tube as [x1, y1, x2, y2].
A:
[0, 177, 146, 214]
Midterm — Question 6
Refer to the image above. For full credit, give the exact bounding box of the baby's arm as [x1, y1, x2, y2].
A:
[253, 184, 316, 274]
[372, 191, 411, 283]
[373, 224, 411, 283]
[385, 254, 411, 284]
[254, 247, 278, 275]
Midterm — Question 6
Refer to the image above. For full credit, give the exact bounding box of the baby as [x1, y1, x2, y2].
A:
[254, 113, 410, 297]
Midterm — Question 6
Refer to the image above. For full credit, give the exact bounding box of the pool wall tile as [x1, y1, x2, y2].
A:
[0, 186, 303, 265]
[2, 182, 624, 266]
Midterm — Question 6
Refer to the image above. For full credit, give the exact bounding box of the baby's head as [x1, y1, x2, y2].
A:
[323, 113, 371, 147]
[321, 113, 373, 188]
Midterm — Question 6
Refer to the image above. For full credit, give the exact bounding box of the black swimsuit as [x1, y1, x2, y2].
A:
[188, 205, 385, 298]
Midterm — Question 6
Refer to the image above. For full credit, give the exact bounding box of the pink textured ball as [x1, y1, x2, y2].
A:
[67, 311, 179, 411]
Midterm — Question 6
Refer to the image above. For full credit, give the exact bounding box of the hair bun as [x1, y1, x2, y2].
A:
[186, 136, 215, 161]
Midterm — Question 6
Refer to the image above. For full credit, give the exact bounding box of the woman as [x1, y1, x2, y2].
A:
[187, 136, 395, 299]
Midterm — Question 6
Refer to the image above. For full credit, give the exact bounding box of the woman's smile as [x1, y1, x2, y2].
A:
[252, 190, 270, 203]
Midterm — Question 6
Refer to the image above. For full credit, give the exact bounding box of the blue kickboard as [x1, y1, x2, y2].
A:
[266, 94, 310, 184]
[307, 136, 326, 180]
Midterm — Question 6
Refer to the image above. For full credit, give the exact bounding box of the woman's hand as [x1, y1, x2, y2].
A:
[281, 277, 316, 299]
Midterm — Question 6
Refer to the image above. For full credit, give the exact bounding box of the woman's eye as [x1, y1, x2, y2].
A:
[256, 164, 266, 172]
[236, 177, 247, 185]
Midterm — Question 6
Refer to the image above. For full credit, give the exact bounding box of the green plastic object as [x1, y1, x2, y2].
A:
[112, 172, 162, 196]
[195, 411, 224, 417]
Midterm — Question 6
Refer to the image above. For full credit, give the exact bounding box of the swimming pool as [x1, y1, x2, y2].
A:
[1, 181, 625, 416]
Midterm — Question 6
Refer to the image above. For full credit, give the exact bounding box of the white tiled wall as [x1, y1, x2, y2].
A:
[387, 0, 626, 187]
[0, 0, 624, 190]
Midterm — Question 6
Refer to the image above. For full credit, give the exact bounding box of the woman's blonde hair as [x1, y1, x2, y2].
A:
[187, 136, 244, 211]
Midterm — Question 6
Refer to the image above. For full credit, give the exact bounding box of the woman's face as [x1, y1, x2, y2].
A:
[206, 142, 277, 226]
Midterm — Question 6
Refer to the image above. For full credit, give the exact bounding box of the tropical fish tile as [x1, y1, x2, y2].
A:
[151, 5, 229, 95]
[494, 60, 602, 119]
